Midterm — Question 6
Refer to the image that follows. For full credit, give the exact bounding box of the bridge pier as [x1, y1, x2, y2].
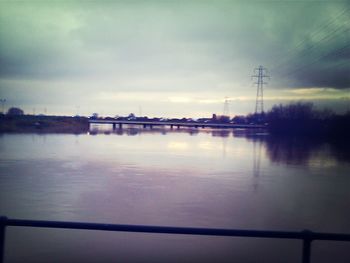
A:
[170, 125, 173, 129]
[119, 123, 122, 129]
[112, 123, 116, 130]
[177, 125, 180, 129]
[143, 124, 147, 128]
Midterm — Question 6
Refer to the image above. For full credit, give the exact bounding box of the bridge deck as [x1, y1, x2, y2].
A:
[89, 119, 267, 129]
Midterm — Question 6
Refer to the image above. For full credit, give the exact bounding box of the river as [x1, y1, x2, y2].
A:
[0, 125, 349, 263]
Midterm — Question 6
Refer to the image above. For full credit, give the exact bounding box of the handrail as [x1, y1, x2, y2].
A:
[1, 216, 350, 263]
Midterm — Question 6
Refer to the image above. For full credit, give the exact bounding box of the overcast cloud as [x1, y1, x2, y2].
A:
[0, 0, 349, 117]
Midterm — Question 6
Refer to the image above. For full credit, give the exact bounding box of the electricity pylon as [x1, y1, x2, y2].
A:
[0, 99, 6, 114]
[252, 66, 269, 114]
[223, 96, 230, 116]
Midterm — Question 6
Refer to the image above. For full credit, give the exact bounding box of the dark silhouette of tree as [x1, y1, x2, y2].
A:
[268, 102, 314, 121]
[266, 102, 319, 136]
[232, 115, 247, 124]
[246, 112, 266, 124]
[217, 115, 230, 123]
[7, 107, 24, 116]
[91, 113, 99, 119]
[266, 102, 349, 138]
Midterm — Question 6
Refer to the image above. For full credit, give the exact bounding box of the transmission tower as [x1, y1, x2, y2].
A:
[252, 66, 269, 114]
[223, 96, 230, 116]
[0, 99, 6, 114]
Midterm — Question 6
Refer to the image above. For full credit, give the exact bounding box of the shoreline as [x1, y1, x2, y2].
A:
[1, 114, 349, 140]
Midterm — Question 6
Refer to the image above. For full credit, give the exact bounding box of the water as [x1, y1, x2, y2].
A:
[0, 126, 350, 262]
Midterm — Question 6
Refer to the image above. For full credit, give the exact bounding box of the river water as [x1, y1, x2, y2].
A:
[0, 125, 349, 263]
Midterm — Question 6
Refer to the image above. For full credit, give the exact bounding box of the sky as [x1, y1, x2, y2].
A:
[0, 0, 349, 118]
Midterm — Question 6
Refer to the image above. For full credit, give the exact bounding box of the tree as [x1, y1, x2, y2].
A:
[232, 115, 247, 124]
[268, 102, 314, 121]
[91, 113, 99, 119]
[217, 115, 230, 123]
[266, 102, 317, 135]
[7, 107, 24, 116]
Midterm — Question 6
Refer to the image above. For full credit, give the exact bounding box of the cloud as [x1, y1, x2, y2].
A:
[0, 0, 349, 116]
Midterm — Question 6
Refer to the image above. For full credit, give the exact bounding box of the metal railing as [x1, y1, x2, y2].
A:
[1, 216, 350, 263]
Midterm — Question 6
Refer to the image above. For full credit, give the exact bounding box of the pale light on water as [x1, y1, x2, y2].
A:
[0, 128, 350, 262]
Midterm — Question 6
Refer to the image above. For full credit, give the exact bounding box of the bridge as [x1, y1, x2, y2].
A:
[89, 119, 267, 129]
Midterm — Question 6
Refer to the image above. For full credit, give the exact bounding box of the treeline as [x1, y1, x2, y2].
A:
[0, 114, 89, 133]
[265, 102, 350, 138]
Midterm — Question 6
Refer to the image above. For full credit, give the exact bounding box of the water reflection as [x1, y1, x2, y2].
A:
[211, 130, 231, 137]
[328, 140, 350, 163]
[263, 137, 320, 165]
[168, 141, 189, 151]
[89, 124, 259, 139]
[262, 137, 350, 166]
[89, 124, 350, 165]
[253, 140, 262, 191]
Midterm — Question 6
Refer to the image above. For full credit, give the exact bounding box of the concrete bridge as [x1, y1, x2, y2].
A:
[89, 119, 267, 129]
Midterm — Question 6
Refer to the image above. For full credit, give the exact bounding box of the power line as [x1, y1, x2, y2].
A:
[291, 6, 350, 52]
[272, 26, 349, 74]
[285, 42, 350, 78]
[290, 26, 349, 61]
[271, 7, 350, 84]
[269, 6, 350, 72]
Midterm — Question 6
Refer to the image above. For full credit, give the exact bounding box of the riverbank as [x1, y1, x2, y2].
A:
[0, 115, 89, 133]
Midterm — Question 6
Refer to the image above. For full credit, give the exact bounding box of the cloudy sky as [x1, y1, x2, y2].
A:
[0, 0, 349, 117]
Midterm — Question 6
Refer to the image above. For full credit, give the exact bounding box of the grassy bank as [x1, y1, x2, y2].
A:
[0, 115, 89, 133]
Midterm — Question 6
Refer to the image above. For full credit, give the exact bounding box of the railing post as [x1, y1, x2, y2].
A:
[302, 230, 313, 263]
[0, 216, 7, 263]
